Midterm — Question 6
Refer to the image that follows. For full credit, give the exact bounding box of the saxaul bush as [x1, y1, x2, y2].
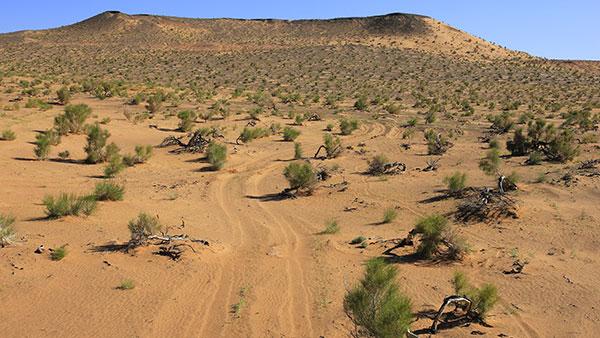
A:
[206, 141, 227, 170]
[339, 118, 359, 135]
[452, 271, 498, 320]
[84, 123, 111, 164]
[443, 172, 468, 195]
[54, 104, 92, 135]
[282, 126, 301, 141]
[283, 161, 317, 194]
[128, 213, 162, 247]
[344, 258, 413, 338]
[177, 110, 197, 132]
[43, 193, 97, 219]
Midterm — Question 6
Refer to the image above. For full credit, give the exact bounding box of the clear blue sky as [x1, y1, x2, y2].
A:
[0, 1, 598, 60]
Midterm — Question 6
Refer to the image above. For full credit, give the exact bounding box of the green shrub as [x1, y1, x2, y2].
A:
[177, 110, 197, 132]
[350, 236, 367, 245]
[50, 245, 68, 261]
[353, 97, 368, 111]
[117, 279, 135, 290]
[56, 87, 71, 105]
[283, 161, 317, 194]
[206, 142, 227, 170]
[238, 127, 268, 143]
[43, 193, 97, 218]
[319, 219, 340, 234]
[452, 271, 498, 319]
[128, 213, 162, 247]
[443, 172, 467, 195]
[344, 258, 413, 338]
[34, 133, 51, 160]
[146, 92, 165, 114]
[489, 112, 514, 133]
[382, 208, 397, 224]
[0, 214, 16, 247]
[84, 123, 110, 164]
[0, 129, 16, 141]
[54, 104, 92, 135]
[294, 142, 303, 160]
[94, 182, 124, 201]
[104, 154, 125, 178]
[124, 145, 153, 166]
[405, 118, 418, 127]
[321, 133, 342, 158]
[339, 118, 359, 135]
[546, 129, 579, 162]
[282, 127, 301, 141]
[414, 214, 448, 258]
[368, 154, 388, 176]
[294, 114, 305, 126]
[424, 129, 451, 155]
[25, 98, 51, 110]
[479, 148, 501, 176]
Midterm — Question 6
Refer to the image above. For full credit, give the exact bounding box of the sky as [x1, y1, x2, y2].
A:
[0, 1, 598, 60]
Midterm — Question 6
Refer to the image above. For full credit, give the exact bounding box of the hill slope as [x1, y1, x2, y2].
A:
[0, 11, 521, 58]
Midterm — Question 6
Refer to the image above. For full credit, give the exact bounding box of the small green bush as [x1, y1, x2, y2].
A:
[452, 271, 498, 319]
[104, 155, 125, 178]
[344, 258, 413, 338]
[34, 133, 51, 160]
[0, 129, 16, 141]
[177, 110, 197, 132]
[382, 208, 397, 224]
[124, 145, 153, 166]
[368, 154, 388, 176]
[117, 279, 135, 290]
[414, 214, 448, 258]
[283, 161, 317, 194]
[94, 182, 125, 201]
[238, 127, 268, 143]
[206, 141, 227, 170]
[50, 245, 68, 261]
[282, 127, 300, 141]
[353, 97, 368, 111]
[319, 219, 340, 234]
[294, 142, 303, 160]
[321, 133, 342, 158]
[350, 236, 367, 245]
[479, 148, 501, 176]
[128, 213, 162, 247]
[0, 214, 16, 247]
[54, 104, 92, 135]
[43, 193, 97, 218]
[84, 123, 110, 164]
[56, 87, 71, 105]
[339, 118, 359, 135]
[443, 172, 467, 195]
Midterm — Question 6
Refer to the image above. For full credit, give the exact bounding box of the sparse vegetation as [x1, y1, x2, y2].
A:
[43, 193, 97, 218]
[319, 219, 340, 234]
[444, 172, 467, 195]
[0, 129, 16, 141]
[0, 214, 16, 247]
[382, 208, 397, 224]
[93, 182, 125, 201]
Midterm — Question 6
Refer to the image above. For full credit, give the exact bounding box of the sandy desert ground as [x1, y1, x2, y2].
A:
[0, 11, 600, 338]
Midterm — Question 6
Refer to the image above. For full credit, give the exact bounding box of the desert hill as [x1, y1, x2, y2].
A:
[0, 11, 519, 58]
